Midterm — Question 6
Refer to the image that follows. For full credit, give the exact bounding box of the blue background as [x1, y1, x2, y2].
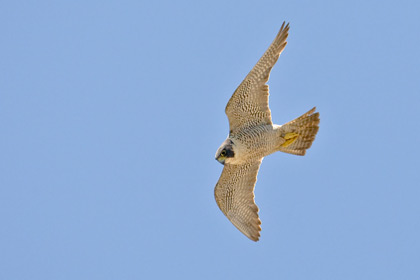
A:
[1, 1, 419, 279]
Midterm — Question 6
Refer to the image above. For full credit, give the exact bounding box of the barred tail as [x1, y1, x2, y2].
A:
[278, 107, 320, 156]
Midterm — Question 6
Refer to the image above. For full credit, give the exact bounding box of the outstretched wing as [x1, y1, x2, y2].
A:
[214, 160, 262, 241]
[225, 22, 290, 133]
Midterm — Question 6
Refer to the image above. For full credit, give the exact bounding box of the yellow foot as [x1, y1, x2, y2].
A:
[281, 132, 299, 148]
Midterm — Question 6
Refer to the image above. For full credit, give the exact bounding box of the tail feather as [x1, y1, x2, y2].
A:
[278, 107, 320, 156]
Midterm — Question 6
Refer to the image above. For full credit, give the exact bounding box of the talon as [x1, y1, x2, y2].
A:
[281, 132, 299, 147]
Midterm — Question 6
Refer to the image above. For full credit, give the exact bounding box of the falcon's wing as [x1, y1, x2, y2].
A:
[214, 160, 262, 241]
[225, 22, 290, 133]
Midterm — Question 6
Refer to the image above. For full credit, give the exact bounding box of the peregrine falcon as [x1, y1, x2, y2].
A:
[214, 22, 320, 241]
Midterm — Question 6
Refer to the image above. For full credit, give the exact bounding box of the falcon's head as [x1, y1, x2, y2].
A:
[215, 139, 235, 165]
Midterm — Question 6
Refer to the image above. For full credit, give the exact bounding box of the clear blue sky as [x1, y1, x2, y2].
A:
[1, 1, 420, 279]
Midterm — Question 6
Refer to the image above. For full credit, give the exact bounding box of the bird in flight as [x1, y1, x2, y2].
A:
[214, 22, 320, 241]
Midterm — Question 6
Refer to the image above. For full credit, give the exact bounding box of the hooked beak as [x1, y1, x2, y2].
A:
[216, 156, 225, 165]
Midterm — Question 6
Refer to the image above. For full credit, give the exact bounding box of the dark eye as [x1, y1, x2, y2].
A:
[220, 150, 227, 157]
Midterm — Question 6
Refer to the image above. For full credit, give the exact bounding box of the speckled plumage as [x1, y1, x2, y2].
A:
[214, 22, 320, 241]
